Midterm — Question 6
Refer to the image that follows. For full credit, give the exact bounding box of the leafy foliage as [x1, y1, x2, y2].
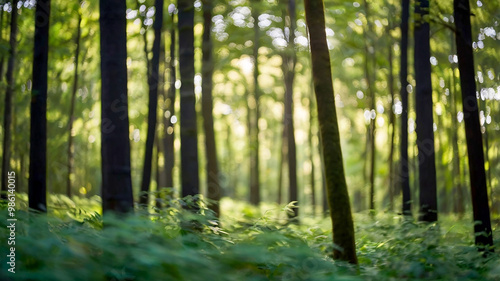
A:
[1, 197, 499, 280]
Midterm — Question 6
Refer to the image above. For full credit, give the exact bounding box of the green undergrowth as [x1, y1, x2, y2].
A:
[1, 196, 499, 280]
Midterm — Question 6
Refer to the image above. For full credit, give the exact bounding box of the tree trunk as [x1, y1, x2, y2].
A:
[178, 0, 200, 198]
[414, 0, 437, 222]
[100, 0, 134, 213]
[399, 0, 411, 216]
[67, 11, 82, 199]
[163, 10, 176, 189]
[202, 0, 221, 217]
[1, 0, 18, 200]
[454, 0, 494, 249]
[282, 0, 298, 219]
[140, 0, 164, 206]
[29, 0, 50, 212]
[304, 0, 357, 264]
[363, 0, 376, 212]
[249, 0, 260, 205]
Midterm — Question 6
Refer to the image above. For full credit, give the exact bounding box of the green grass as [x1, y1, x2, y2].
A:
[1, 195, 499, 280]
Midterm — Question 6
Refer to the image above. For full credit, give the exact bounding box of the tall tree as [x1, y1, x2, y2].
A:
[453, 0, 493, 249]
[363, 0, 376, 212]
[304, 0, 357, 264]
[282, 0, 298, 218]
[414, 0, 437, 222]
[178, 0, 199, 198]
[201, 0, 221, 216]
[66, 8, 82, 198]
[399, 0, 411, 216]
[100, 0, 134, 213]
[29, 0, 51, 212]
[249, 0, 261, 205]
[387, 36, 396, 211]
[1, 0, 18, 200]
[140, 0, 165, 206]
[163, 6, 176, 189]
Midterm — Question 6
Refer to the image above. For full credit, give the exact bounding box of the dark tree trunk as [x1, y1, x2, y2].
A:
[399, 0, 411, 216]
[0, 8, 5, 80]
[29, 0, 50, 212]
[277, 125, 286, 205]
[163, 11, 176, 189]
[178, 0, 200, 198]
[100, 0, 134, 213]
[282, 0, 298, 219]
[1, 0, 18, 200]
[454, 0, 494, 249]
[414, 0, 437, 222]
[201, 0, 221, 217]
[249, 0, 260, 205]
[67, 11, 82, 199]
[305, 0, 357, 264]
[140, 0, 164, 206]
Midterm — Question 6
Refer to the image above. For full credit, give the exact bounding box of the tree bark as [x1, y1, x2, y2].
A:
[67, 10, 82, 199]
[29, 0, 50, 212]
[178, 0, 200, 198]
[399, 0, 411, 216]
[202, 0, 221, 217]
[414, 0, 437, 222]
[1, 0, 18, 200]
[305, 0, 357, 264]
[282, 0, 298, 219]
[140, 0, 164, 206]
[100, 0, 134, 213]
[454, 0, 494, 249]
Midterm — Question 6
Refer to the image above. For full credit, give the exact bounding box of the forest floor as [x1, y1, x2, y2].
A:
[1, 195, 499, 280]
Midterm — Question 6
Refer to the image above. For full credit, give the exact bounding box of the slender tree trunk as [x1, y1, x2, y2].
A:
[249, 0, 260, 205]
[66, 11, 82, 199]
[454, 0, 493, 249]
[414, 0, 437, 222]
[305, 0, 357, 264]
[363, 0, 376, 212]
[1, 0, 18, 200]
[282, 0, 298, 219]
[201, 0, 221, 217]
[29, 0, 50, 212]
[164, 10, 176, 189]
[100, 0, 134, 213]
[0, 8, 5, 80]
[140, 0, 164, 206]
[399, 0, 411, 216]
[178, 0, 199, 198]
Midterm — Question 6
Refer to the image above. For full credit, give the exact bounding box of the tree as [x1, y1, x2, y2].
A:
[100, 0, 134, 213]
[304, 0, 357, 264]
[1, 0, 18, 200]
[249, 0, 261, 206]
[281, 0, 298, 218]
[66, 7, 82, 198]
[414, 0, 437, 222]
[399, 0, 411, 216]
[178, 0, 199, 198]
[453, 0, 494, 249]
[201, 0, 221, 216]
[29, 0, 51, 212]
[140, 0, 165, 206]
